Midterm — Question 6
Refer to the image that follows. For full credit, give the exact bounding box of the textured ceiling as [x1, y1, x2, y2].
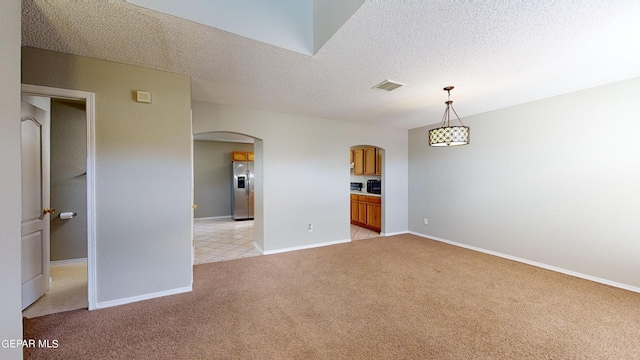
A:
[22, 0, 640, 129]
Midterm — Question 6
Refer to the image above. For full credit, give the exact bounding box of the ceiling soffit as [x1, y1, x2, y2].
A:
[126, 0, 364, 55]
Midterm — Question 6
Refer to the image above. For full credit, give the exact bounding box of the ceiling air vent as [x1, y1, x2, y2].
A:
[372, 79, 405, 92]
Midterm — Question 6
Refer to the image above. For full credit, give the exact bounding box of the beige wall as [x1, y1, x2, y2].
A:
[0, 1, 23, 359]
[22, 47, 193, 304]
[192, 101, 409, 253]
[50, 99, 87, 261]
[194, 140, 254, 218]
[408, 77, 640, 290]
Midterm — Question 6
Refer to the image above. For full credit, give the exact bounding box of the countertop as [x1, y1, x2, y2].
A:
[350, 191, 381, 197]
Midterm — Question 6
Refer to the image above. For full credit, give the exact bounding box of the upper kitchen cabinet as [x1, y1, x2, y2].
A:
[352, 146, 381, 175]
[364, 147, 376, 175]
[353, 148, 364, 175]
[232, 151, 254, 161]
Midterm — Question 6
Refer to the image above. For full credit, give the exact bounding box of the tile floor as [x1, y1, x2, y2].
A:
[22, 261, 88, 319]
[350, 224, 381, 240]
[194, 219, 381, 264]
[194, 217, 261, 265]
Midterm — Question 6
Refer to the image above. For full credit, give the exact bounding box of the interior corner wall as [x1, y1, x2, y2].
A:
[21, 47, 193, 304]
[191, 101, 408, 252]
[252, 139, 264, 251]
[194, 140, 254, 218]
[313, 0, 364, 53]
[408, 77, 640, 289]
[50, 99, 87, 261]
[0, 1, 23, 359]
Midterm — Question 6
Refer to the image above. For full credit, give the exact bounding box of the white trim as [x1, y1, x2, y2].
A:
[21, 84, 98, 311]
[96, 286, 192, 309]
[253, 241, 264, 254]
[86, 92, 97, 311]
[263, 238, 351, 255]
[194, 215, 232, 220]
[381, 230, 409, 237]
[408, 231, 640, 294]
[190, 110, 194, 276]
[51, 257, 87, 266]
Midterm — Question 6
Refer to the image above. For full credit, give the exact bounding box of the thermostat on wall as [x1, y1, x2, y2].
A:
[136, 91, 152, 104]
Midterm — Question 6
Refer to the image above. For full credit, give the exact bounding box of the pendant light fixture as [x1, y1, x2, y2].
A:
[428, 86, 470, 147]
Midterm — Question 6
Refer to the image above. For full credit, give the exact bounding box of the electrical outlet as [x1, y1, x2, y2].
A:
[308, 224, 313, 232]
[423, 218, 428, 225]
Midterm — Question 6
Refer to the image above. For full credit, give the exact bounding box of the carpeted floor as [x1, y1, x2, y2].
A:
[23, 234, 640, 359]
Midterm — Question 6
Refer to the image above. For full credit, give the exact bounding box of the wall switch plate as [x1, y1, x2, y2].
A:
[308, 224, 313, 232]
[423, 218, 428, 225]
[136, 90, 152, 104]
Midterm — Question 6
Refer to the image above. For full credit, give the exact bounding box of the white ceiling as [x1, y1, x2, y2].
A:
[22, 0, 640, 130]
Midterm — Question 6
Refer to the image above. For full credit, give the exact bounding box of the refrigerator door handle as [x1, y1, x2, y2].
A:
[246, 169, 250, 196]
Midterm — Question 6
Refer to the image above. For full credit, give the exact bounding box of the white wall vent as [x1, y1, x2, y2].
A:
[372, 79, 405, 92]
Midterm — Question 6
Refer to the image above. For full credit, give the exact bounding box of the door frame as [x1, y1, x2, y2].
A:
[21, 84, 97, 311]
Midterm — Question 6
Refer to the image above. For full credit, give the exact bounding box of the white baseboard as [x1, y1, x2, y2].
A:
[408, 231, 640, 294]
[263, 238, 351, 255]
[382, 230, 409, 237]
[95, 286, 192, 310]
[51, 257, 87, 266]
[194, 215, 231, 220]
[253, 241, 264, 254]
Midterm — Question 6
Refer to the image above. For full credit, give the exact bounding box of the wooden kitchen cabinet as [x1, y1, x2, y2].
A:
[350, 194, 359, 223]
[366, 196, 381, 232]
[357, 195, 367, 225]
[232, 151, 254, 161]
[352, 147, 380, 175]
[364, 147, 377, 175]
[352, 149, 364, 175]
[350, 194, 381, 232]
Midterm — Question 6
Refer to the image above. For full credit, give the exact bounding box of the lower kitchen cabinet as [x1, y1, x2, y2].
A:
[366, 196, 381, 232]
[358, 197, 367, 225]
[351, 196, 359, 222]
[350, 194, 381, 232]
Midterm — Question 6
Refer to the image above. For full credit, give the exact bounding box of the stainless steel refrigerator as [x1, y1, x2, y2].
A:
[231, 161, 254, 220]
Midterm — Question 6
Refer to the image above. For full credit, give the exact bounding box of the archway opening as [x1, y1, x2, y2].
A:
[349, 145, 385, 240]
[192, 131, 264, 263]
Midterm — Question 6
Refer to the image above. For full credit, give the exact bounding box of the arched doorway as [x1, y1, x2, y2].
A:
[349, 145, 384, 240]
[192, 131, 264, 264]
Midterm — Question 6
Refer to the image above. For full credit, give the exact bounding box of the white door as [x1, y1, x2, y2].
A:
[21, 99, 51, 310]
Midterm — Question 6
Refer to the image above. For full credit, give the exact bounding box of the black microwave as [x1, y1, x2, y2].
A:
[366, 179, 381, 194]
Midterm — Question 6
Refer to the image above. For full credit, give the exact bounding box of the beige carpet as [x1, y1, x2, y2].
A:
[23, 234, 640, 359]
